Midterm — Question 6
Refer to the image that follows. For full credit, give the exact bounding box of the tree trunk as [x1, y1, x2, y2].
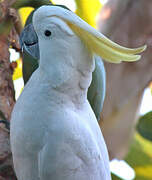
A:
[0, 1, 19, 179]
[98, 0, 152, 159]
[0, 34, 16, 180]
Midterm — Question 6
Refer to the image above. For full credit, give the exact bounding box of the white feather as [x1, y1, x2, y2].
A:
[10, 6, 111, 180]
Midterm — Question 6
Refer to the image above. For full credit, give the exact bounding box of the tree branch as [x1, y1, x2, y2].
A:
[98, 0, 152, 160]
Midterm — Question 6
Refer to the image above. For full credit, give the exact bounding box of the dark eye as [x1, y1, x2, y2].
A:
[44, 30, 52, 37]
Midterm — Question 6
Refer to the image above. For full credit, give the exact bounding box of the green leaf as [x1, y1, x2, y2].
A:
[136, 111, 152, 141]
[0, 19, 12, 35]
[22, 51, 38, 84]
[112, 173, 122, 180]
[0, 110, 6, 120]
[12, 0, 52, 9]
[125, 133, 152, 180]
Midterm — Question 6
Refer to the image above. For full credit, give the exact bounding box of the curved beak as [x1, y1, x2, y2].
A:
[20, 23, 40, 59]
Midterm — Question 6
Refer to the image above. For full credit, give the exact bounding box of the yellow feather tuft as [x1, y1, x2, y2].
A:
[68, 23, 147, 63]
[40, 5, 146, 63]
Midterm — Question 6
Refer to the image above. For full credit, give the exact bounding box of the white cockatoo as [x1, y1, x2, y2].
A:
[10, 5, 146, 180]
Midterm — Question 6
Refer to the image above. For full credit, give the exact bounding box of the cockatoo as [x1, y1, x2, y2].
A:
[10, 5, 146, 180]
[20, 5, 106, 121]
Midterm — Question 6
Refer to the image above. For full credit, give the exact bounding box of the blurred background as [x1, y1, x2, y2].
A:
[0, 0, 152, 179]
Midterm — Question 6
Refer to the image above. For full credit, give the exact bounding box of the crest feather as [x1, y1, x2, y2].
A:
[34, 6, 147, 63]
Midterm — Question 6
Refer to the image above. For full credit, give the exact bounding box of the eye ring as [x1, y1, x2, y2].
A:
[44, 30, 52, 37]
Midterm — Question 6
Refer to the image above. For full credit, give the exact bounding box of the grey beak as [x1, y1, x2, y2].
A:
[20, 23, 40, 59]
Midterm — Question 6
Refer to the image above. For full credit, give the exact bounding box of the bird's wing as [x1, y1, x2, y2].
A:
[38, 122, 110, 180]
[88, 56, 106, 121]
[38, 141, 85, 180]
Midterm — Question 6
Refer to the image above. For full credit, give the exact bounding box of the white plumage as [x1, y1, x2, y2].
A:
[10, 5, 146, 180]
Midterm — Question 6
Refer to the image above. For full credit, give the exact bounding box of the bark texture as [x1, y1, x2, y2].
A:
[98, 0, 152, 159]
[0, 1, 19, 179]
[0, 35, 16, 180]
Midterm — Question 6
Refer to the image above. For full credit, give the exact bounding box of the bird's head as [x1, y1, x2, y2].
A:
[20, 5, 146, 65]
[19, 5, 147, 103]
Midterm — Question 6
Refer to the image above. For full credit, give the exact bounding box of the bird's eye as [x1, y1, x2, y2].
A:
[44, 30, 52, 37]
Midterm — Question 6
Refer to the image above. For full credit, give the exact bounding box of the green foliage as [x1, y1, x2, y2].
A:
[0, 110, 6, 120]
[112, 173, 122, 180]
[0, 20, 12, 35]
[125, 133, 152, 180]
[22, 51, 38, 84]
[12, 0, 52, 9]
[136, 111, 152, 141]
